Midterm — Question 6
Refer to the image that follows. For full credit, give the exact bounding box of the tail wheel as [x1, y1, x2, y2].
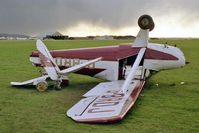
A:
[36, 81, 48, 92]
[138, 14, 155, 31]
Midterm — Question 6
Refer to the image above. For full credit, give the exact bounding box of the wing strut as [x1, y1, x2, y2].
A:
[121, 48, 146, 93]
[59, 57, 102, 74]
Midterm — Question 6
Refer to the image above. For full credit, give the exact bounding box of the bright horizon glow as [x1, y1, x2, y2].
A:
[62, 17, 199, 38]
[62, 23, 139, 37]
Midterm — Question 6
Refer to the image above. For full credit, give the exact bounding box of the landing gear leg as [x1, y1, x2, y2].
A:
[54, 80, 62, 90]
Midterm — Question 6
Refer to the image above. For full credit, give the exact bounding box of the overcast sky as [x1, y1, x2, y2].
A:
[0, 0, 198, 37]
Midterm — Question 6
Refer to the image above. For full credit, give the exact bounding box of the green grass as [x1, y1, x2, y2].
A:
[0, 40, 198, 133]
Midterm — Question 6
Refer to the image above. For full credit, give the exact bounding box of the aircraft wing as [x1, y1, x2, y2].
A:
[59, 57, 102, 74]
[67, 79, 145, 123]
[11, 75, 49, 86]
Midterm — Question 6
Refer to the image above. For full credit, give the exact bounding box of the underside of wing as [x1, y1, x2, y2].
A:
[67, 79, 145, 123]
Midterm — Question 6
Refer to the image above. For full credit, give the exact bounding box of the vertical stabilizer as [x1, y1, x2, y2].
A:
[132, 29, 149, 47]
[36, 40, 60, 80]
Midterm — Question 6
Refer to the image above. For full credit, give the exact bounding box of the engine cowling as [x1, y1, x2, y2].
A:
[138, 15, 155, 31]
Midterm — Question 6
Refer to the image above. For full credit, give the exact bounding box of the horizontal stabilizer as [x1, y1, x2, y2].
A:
[11, 75, 48, 86]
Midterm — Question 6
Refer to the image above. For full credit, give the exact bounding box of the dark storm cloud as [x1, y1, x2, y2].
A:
[0, 0, 198, 35]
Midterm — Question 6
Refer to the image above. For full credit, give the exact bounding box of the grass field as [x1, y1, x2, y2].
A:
[0, 39, 199, 133]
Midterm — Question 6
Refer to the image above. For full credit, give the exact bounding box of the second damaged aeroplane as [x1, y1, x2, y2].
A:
[11, 15, 185, 123]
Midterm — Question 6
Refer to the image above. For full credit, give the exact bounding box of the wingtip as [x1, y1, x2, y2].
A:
[10, 82, 20, 85]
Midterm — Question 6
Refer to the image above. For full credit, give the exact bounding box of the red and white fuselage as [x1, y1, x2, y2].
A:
[30, 43, 185, 81]
[28, 41, 185, 123]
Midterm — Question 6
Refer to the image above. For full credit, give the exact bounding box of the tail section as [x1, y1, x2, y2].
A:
[36, 40, 60, 80]
[36, 40, 102, 80]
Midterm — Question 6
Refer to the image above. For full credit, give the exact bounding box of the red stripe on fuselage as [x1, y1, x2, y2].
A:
[30, 44, 140, 61]
[144, 48, 178, 60]
[30, 44, 178, 61]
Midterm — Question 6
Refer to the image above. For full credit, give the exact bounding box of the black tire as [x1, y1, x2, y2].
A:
[138, 15, 155, 31]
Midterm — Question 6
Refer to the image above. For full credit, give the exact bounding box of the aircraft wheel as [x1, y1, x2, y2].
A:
[138, 14, 154, 31]
[36, 81, 48, 92]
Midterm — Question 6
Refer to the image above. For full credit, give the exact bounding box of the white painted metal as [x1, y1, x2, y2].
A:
[121, 48, 146, 93]
[44, 67, 58, 80]
[144, 43, 185, 70]
[67, 96, 97, 117]
[10, 75, 48, 86]
[83, 80, 125, 97]
[93, 61, 118, 81]
[144, 59, 184, 71]
[132, 29, 149, 47]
